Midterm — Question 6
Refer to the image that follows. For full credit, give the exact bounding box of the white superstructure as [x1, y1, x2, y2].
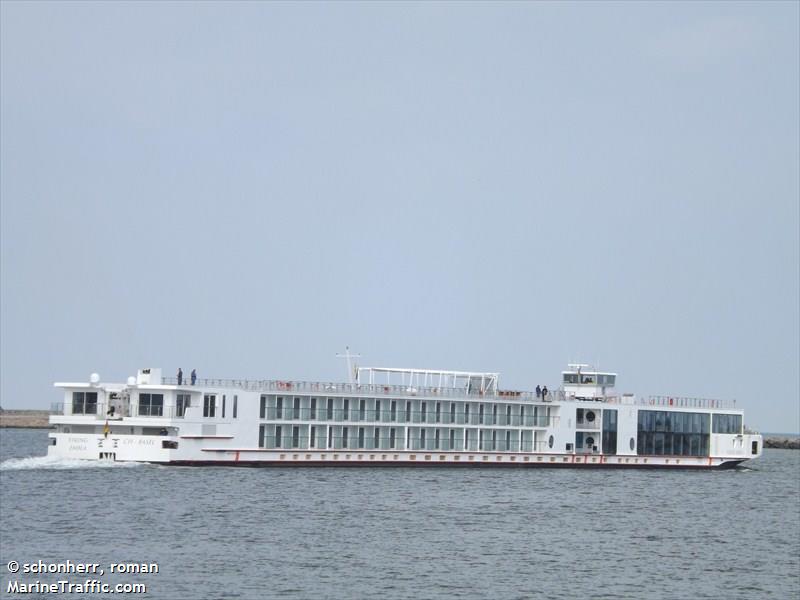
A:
[47, 360, 762, 468]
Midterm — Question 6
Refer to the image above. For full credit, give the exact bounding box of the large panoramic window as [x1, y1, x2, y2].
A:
[72, 391, 98, 415]
[638, 410, 709, 456]
[712, 414, 742, 434]
[138, 393, 163, 417]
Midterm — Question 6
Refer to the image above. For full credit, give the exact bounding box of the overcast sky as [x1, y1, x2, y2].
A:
[1, 2, 798, 433]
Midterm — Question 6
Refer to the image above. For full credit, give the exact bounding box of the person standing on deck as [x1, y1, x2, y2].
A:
[177, 368, 183, 386]
[191, 369, 197, 385]
[542, 385, 548, 400]
[536, 385, 541, 399]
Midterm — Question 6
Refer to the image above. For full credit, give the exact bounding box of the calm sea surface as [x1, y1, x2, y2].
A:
[1, 428, 798, 600]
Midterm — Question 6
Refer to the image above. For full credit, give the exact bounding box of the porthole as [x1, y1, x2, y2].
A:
[629, 437, 635, 451]
[548, 435, 554, 449]
[586, 411, 596, 422]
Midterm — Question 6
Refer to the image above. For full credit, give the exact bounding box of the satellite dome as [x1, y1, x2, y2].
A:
[89, 373, 100, 384]
[127, 376, 136, 386]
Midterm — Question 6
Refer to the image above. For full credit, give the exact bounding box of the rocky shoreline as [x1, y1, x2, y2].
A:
[0, 409, 797, 449]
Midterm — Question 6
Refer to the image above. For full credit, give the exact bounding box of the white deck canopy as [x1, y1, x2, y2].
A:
[357, 367, 499, 393]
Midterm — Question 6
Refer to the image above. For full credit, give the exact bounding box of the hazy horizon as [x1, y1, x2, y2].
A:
[1, 2, 798, 434]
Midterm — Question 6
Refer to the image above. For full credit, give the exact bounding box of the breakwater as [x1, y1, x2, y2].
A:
[0, 410, 51, 429]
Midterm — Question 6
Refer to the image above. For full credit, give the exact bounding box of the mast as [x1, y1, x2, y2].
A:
[336, 346, 361, 384]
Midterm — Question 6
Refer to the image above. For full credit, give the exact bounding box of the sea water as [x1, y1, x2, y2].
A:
[1, 428, 798, 599]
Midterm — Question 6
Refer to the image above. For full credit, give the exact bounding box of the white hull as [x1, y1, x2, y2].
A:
[47, 364, 763, 469]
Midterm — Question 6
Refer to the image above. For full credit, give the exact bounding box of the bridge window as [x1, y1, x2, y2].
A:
[139, 393, 163, 417]
[176, 394, 191, 418]
[203, 394, 216, 418]
[72, 392, 98, 415]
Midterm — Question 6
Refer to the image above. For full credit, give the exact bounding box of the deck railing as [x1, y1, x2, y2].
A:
[644, 395, 735, 409]
[160, 377, 739, 409]
[162, 376, 565, 403]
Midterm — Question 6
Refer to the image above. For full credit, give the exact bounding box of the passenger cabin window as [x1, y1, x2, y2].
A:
[327, 398, 333, 420]
[139, 393, 163, 417]
[260, 395, 267, 419]
[72, 391, 98, 415]
[222, 395, 226, 418]
[276, 397, 283, 419]
[233, 395, 238, 419]
[310, 398, 317, 420]
[275, 425, 282, 448]
[310, 426, 316, 448]
[293, 397, 300, 419]
[203, 394, 216, 418]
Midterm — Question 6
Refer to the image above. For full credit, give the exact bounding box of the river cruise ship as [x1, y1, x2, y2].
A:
[48, 359, 762, 469]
